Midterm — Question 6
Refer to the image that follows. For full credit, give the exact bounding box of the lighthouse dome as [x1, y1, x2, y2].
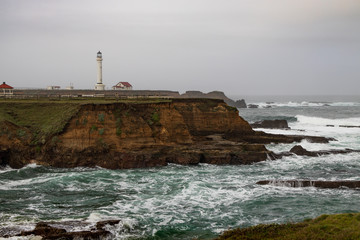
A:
[97, 51, 102, 58]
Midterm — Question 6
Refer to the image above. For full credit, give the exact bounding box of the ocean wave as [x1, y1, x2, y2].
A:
[253, 101, 360, 108]
[295, 115, 360, 127]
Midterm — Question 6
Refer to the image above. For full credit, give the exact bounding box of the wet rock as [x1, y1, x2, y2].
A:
[0, 149, 10, 167]
[247, 104, 259, 108]
[227, 131, 335, 144]
[257, 180, 360, 189]
[17, 220, 121, 240]
[234, 99, 247, 108]
[96, 220, 121, 230]
[251, 120, 290, 129]
[289, 145, 360, 157]
[19, 223, 66, 237]
[339, 125, 360, 128]
[289, 145, 318, 156]
[326, 125, 360, 128]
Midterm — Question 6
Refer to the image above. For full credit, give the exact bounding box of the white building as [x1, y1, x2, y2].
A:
[47, 86, 61, 90]
[0, 82, 14, 95]
[112, 82, 133, 90]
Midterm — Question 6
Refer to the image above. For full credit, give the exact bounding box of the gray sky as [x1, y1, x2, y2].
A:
[1, 0, 360, 95]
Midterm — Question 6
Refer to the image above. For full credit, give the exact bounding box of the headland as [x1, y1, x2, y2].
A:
[0, 97, 334, 169]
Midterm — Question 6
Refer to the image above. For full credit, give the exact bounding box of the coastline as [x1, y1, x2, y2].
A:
[1, 97, 360, 239]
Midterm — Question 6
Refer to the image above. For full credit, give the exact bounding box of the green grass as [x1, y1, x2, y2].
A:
[0, 101, 80, 144]
[0, 98, 173, 144]
[0, 97, 172, 105]
[215, 213, 360, 240]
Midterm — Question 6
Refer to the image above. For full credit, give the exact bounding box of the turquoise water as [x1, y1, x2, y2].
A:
[1, 101, 360, 239]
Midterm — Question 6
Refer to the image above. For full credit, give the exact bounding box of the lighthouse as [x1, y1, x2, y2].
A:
[95, 51, 105, 90]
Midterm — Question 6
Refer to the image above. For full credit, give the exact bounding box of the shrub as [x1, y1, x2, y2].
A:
[82, 118, 88, 126]
[151, 112, 160, 123]
[98, 113, 105, 123]
[225, 105, 238, 112]
[90, 125, 98, 134]
[16, 129, 26, 138]
[116, 118, 122, 126]
[116, 127, 122, 136]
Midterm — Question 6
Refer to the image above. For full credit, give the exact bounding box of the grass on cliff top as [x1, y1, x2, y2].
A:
[215, 212, 360, 240]
[0, 97, 172, 104]
[0, 101, 80, 144]
[0, 98, 172, 144]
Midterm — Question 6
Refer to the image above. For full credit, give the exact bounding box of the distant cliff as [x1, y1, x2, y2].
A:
[180, 91, 247, 108]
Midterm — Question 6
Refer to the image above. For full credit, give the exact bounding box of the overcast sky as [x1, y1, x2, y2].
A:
[1, 0, 360, 95]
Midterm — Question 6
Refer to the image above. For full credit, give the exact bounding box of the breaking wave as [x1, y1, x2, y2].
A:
[254, 101, 360, 109]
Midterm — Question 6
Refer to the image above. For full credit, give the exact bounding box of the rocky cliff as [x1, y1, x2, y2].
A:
[0, 99, 266, 169]
[180, 91, 247, 108]
[0, 98, 331, 169]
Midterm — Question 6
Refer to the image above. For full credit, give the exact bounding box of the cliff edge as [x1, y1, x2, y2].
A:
[0, 98, 328, 169]
[0, 98, 266, 169]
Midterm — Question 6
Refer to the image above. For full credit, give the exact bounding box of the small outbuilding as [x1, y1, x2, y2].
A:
[47, 86, 61, 90]
[112, 82, 133, 90]
[0, 82, 14, 95]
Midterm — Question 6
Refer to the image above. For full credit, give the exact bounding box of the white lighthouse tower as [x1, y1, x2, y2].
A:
[95, 51, 105, 90]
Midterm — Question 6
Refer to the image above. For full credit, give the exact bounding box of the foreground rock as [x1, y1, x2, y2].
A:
[16, 220, 121, 239]
[257, 180, 360, 189]
[251, 119, 290, 129]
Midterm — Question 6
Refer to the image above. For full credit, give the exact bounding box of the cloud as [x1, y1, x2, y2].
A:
[1, 0, 360, 95]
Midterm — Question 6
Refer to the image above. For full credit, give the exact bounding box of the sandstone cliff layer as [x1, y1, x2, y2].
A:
[0, 99, 332, 169]
[0, 99, 267, 169]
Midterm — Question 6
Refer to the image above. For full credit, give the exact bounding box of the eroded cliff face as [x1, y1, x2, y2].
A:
[1, 99, 268, 169]
[57, 99, 252, 151]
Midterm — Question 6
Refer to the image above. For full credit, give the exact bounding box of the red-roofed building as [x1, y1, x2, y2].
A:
[0, 82, 14, 95]
[112, 82, 133, 90]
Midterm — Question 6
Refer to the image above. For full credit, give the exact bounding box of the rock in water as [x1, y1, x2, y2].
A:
[17, 220, 121, 239]
[289, 145, 318, 156]
[251, 120, 290, 129]
[257, 180, 360, 189]
[289, 145, 360, 157]
[235, 99, 247, 108]
[247, 104, 259, 108]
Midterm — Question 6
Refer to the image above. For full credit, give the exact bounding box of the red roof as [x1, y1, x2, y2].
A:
[113, 82, 132, 88]
[0, 82, 13, 89]
[120, 82, 132, 87]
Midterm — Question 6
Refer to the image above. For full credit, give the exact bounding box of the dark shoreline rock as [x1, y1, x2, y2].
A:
[225, 131, 335, 144]
[251, 120, 290, 129]
[247, 104, 259, 108]
[234, 99, 247, 108]
[16, 220, 121, 239]
[289, 145, 360, 157]
[257, 180, 360, 189]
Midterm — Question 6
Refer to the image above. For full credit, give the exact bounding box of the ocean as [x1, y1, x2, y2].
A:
[1, 96, 360, 240]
